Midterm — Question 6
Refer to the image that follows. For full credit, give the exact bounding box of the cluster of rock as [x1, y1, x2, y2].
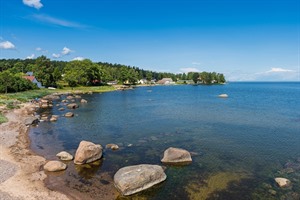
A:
[25, 93, 90, 124]
[42, 139, 192, 196]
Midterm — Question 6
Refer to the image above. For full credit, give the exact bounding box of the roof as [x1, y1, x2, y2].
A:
[23, 76, 36, 82]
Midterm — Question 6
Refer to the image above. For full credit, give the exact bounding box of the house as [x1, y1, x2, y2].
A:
[23, 72, 44, 88]
[138, 79, 148, 84]
[156, 78, 175, 85]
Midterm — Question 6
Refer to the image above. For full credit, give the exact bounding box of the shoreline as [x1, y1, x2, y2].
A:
[0, 103, 69, 200]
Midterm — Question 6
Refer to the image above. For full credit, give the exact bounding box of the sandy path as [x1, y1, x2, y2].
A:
[0, 103, 69, 200]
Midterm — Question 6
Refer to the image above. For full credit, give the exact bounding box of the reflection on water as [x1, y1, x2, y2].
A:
[30, 82, 300, 199]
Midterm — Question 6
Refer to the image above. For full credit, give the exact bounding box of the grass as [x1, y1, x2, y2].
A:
[0, 86, 115, 109]
[0, 112, 8, 124]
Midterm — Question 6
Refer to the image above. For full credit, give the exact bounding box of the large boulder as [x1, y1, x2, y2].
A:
[44, 161, 67, 172]
[67, 103, 79, 109]
[114, 164, 167, 196]
[161, 147, 192, 164]
[56, 151, 73, 161]
[24, 117, 39, 126]
[74, 141, 103, 165]
[275, 177, 291, 188]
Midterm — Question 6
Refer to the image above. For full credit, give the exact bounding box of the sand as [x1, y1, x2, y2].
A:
[0, 103, 69, 200]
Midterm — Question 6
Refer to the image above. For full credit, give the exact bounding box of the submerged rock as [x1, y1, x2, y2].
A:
[275, 177, 291, 188]
[161, 147, 192, 164]
[114, 164, 167, 196]
[44, 161, 67, 172]
[105, 144, 119, 150]
[64, 112, 74, 118]
[74, 141, 103, 165]
[56, 151, 73, 161]
[50, 115, 59, 122]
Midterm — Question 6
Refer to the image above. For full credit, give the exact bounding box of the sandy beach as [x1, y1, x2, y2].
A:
[0, 103, 69, 200]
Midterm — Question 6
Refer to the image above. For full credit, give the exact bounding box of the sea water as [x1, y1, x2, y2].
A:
[30, 82, 300, 199]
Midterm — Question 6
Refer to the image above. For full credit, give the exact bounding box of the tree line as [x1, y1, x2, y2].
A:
[0, 56, 226, 93]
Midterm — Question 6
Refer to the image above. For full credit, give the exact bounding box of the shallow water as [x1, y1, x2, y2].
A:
[30, 82, 300, 199]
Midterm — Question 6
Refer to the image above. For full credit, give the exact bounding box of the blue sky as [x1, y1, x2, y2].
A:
[0, 0, 299, 81]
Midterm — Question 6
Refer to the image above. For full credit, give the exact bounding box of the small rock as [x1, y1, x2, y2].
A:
[44, 161, 67, 172]
[105, 144, 119, 150]
[40, 104, 48, 108]
[75, 95, 81, 99]
[161, 147, 192, 164]
[80, 99, 88, 103]
[275, 177, 291, 188]
[58, 107, 65, 111]
[56, 151, 73, 161]
[64, 112, 74, 118]
[67, 103, 79, 109]
[218, 94, 228, 98]
[66, 96, 74, 100]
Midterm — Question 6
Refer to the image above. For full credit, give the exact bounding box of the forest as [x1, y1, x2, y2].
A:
[0, 56, 226, 93]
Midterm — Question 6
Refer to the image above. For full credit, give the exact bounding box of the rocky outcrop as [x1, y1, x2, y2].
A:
[24, 117, 39, 126]
[56, 151, 73, 161]
[74, 141, 103, 165]
[44, 161, 67, 172]
[275, 177, 291, 188]
[67, 103, 79, 109]
[161, 147, 192, 164]
[114, 164, 167, 196]
[64, 112, 74, 118]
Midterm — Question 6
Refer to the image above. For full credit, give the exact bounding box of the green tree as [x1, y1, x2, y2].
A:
[192, 72, 199, 84]
[146, 72, 152, 82]
[33, 56, 56, 87]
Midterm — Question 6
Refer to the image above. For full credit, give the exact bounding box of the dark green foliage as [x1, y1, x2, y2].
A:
[0, 71, 38, 93]
[0, 57, 226, 92]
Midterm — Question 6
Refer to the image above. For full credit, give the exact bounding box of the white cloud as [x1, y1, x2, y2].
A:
[73, 57, 85, 61]
[23, 0, 43, 9]
[26, 54, 35, 59]
[265, 67, 294, 73]
[180, 67, 200, 73]
[61, 47, 73, 55]
[192, 62, 201, 65]
[32, 14, 85, 28]
[52, 53, 61, 58]
[0, 41, 15, 49]
[36, 47, 42, 51]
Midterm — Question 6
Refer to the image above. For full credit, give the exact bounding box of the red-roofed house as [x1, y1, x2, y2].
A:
[23, 72, 43, 88]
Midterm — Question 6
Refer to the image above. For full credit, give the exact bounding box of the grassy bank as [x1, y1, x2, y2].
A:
[0, 86, 115, 109]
